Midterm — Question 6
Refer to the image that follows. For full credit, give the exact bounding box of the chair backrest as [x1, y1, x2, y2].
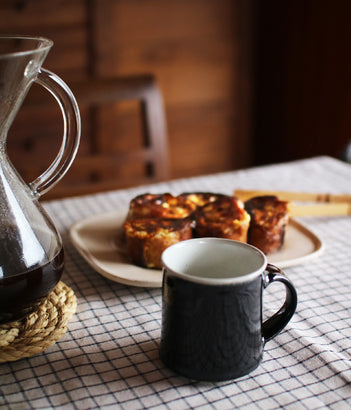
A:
[70, 74, 169, 196]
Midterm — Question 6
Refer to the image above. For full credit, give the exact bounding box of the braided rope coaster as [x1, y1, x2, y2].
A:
[0, 281, 77, 363]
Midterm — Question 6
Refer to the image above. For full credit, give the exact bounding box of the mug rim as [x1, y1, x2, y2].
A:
[0, 35, 53, 58]
[162, 237, 267, 285]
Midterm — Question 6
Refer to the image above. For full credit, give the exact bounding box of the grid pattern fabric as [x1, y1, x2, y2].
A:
[1, 156, 351, 409]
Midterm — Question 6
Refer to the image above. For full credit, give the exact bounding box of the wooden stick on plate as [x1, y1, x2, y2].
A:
[289, 202, 351, 217]
[233, 189, 351, 203]
[233, 189, 351, 217]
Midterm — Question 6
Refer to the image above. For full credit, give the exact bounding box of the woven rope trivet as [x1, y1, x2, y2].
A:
[0, 281, 77, 363]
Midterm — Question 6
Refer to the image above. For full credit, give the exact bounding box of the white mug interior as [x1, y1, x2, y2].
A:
[162, 238, 267, 285]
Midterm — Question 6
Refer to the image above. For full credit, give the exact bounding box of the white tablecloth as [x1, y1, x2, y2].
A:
[1, 156, 351, 409]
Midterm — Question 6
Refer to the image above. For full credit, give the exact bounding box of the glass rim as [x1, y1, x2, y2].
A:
[0, 35, 53, 58]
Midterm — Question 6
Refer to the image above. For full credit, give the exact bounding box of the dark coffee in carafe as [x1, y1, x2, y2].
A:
[0, 248, 64, 323]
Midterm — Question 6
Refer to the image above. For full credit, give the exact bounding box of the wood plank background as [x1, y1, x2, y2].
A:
[1, 0, 349, 198]
[2, 0, 255, 197]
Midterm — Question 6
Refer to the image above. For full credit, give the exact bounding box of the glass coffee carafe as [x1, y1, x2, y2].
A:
[0, 36, 81, 324]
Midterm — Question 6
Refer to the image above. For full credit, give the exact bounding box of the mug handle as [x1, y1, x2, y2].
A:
[262, 264, 298, 342]
[28, 68, 81, 197]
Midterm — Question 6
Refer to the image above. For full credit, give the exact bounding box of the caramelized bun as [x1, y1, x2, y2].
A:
[123, 218, 193, 269]
[178, 192, 226, 208]
[127, 193, 197, 220]
[244, 195, 289, 254]
[195, 196, 250, 242]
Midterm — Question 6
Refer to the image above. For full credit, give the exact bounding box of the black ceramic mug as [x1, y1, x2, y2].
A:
[160, 238, 298, 382]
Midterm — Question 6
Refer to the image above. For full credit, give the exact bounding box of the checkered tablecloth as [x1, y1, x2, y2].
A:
[1, 156, 351, 409]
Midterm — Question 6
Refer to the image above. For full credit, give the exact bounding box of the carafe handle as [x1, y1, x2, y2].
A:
[28, 68, 81, 197]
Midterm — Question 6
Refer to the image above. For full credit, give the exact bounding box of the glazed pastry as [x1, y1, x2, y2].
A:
[127, 193, 197, 220]
[244, 195, 289, 254]
[123, 217, 193, 269]
[195, 196, 250, 242]
[178, 192, 226, 208]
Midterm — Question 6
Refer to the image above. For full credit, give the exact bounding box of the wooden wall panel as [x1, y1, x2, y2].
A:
[0, 0, 88, 77]
[91, 0, 254, 178]
[2, 0, 255, 197]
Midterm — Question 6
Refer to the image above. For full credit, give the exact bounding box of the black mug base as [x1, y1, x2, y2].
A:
[160, 350, 262, 382]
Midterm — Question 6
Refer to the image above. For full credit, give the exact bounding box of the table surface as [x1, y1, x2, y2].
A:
[1, 156, 351, 409]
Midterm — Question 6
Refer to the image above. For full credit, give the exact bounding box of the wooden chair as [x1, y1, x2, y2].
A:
[24, 74, 169, 198]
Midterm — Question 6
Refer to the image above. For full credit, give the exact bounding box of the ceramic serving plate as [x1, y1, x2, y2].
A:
[69, 210, 324, 287]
